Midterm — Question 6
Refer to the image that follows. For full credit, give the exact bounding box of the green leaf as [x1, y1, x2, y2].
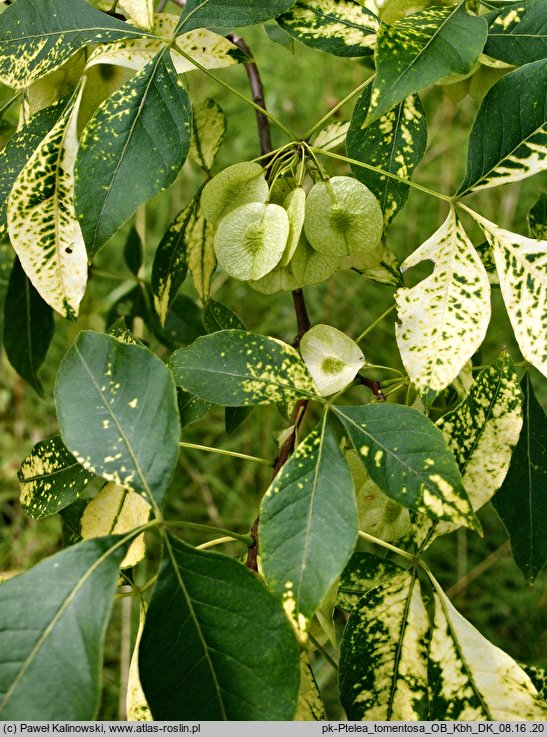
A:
[59, 497, 88, 547]
[177, 388, 214, 427]
[261, 414, 358, 630]
[457, 60, 547, 194]
[176, 0, 297, 33]
[189, 98, 226, 174]
[470, 209, 546, 376]
[484, 0, 547, 67]
[0, 98, 66, 240]
[528, 193, 547, 240]
[339, 570, 429, 719]
[169, 329, 320, 406]
[334, 403, 480, 530]
[203, 299, 245, 333]
[3, 258, 54, 396]
[347, 87, 427, 232]
[264, 21, 295, 52]
[225, 406, 253, 435]
[337, 552, 404, 612]
[428, 585, 547, 719]
[367, 4, 487, 124]
[395, 210, 491, 400]
[415, 353, 523, 549]
[75, 50, 192, 256]
[0, 0, 150, 89]
[139, 534, 300, 719]
[124, 226, 143, 276]
[0, 536, 127, 719]
[492, 373, 547, 582]
[55, 331, 180, 508]
[7, 90, 88, 319]
[151, 206, 189, 326]
[276, 0, 379, 57]
[18, 434, 94, 520]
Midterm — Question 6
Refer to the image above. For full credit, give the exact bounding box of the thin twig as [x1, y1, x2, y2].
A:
[292, 288, 311, 347]
[446, 541, 511, 599]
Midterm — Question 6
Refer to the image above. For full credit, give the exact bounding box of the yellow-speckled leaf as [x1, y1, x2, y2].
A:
[396, 210, 491, 402]
[277, 0, 379, 57]
[120, 0, 154, 30]
[18, 435, 95, 520]
[414, 353, 523, 550]
[186, 196, 216, 302]
[7, 88, 88, 319]
[367, 5, 486, 124]
[81, 482, 150, 568]
[126, 605, 152, 721]
[312, 121, 350, 151]
[337, 551, 404, 612]
[428, 587, 547, 719]
[0, 0, 151, 89]
[469, 209, 547, 377]
[86, 14, 247, 73]
[294, 653, 325, 720]
[189, 99, 226, 174]
[151, 205, 190, 326]
[339, 570, 429, 719]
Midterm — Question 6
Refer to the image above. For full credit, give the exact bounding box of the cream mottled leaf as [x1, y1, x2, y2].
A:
[312, 121, 349, 151]
[55, 331, 180, 508]
[261, 415, 358, 628]
[395, 210, 491, 401]
[189, 99, 226, 174]
[81, 482, 150, 569]
[347, 88, 427, 232]
[7, 90, 88, 319]
[337, 551, 404, 612]
[484, 0, 547, 67]
[75, 50, 192, 256]
[339, 571, 429, 719]
[169, 329, 320, 406]
[470, 210, 547, 376]
[126, 606, 152, 721]
[367, 5, 487, 124]
[151, 205, 189, 326]
[528, 193, 547, 240]
[0, 99, 67, 240]
[414, 353, 523, 550]
[295, 654, 325, 720]
[334, 403, 480, 530]
[277, 0, 379, 57]
[492, 372, 547, 583]
[18, 435, 94, 520]
[0, 0, 151, 89]
[185, 196, 216, 303]
[120, 0, 154, 30]
[86, 15, 247, 74]
[457, 60, 547, 194]
[429, 587, 547, 719]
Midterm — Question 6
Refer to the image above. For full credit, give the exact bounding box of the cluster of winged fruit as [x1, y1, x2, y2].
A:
[200, 161, 385, 293]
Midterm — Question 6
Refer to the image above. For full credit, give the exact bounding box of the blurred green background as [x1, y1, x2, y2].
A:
[0, 8, 545, 719]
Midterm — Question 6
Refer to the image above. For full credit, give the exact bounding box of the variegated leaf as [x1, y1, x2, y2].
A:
[396, 210, 491, 401]
[337, 552, 404, 612]
[277, 0, 379, 57]
[528, 193, 547, 240]
[0, 98, 66, 240]
[294, 653, 325, 720]
[347, 88, 427, 232]
[120, 0, 154, 30]
[186, 197, 216, 303]
[75, 50, 192, 256]
[7, 89, 88, 319]
[126, 605, 152, 721]
[0, 0, 151, 89]
[18, 435, 94, 520]
[469, 209, 547, 376]
[189, 99, 226, 174]
[312, 121, 349, 151]
[367, 5, 487, 124]
[457, 60, 547, 194]
[176, 0, 297, 33]
[81, 482, 150, 569]
[339, 571, 429, 719]
[484, 0, 547, 67]
[414, 353, 523, 549]
[86, 15, 247, 74]
[151, 205, 190, 326]
[429, 587, 547, 719]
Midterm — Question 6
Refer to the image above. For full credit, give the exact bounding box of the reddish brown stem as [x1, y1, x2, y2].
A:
[357, 374, 386, 401]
